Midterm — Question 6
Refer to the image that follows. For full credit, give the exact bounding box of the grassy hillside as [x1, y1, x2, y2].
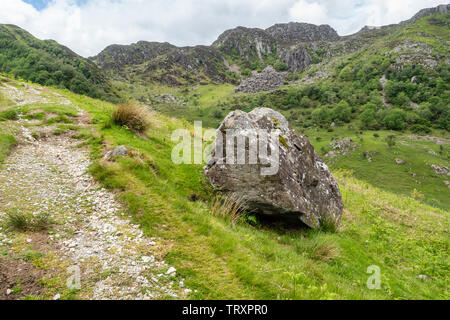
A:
[0, 24, 121, 103]
[0, 90, 16, 163]
[1, 77, 447, 299]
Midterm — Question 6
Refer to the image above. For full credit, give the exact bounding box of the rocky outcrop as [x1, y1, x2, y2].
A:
[92, 41, 232, 85]
[92, 41, 175, 69]
[212, 27, 277, 61]
[204, 108, 343, 228]
[405, 4, 450, 23]
[265, 23, 339, 43]
[391, 40, 442, 69]
[235, 66, 287, 93]
[212, 23, 336, 74]
[278, 45, 312, 73]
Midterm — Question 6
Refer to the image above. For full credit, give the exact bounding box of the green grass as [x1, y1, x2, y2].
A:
[0, 133, 16, 164]
[0, 96, 12, 109]
[52, 87, 449, 300]
[151, 84, 236, 128]
[190, 84, 235, 108]
[301, 126, 450, 211]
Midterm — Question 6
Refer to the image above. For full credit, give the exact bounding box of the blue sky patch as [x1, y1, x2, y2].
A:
[24, 0, 88, 10]
[23, 0, 50, 10]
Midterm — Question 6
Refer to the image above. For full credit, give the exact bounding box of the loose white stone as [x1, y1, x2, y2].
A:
[166, 267, 176, 275]
[142, 256, 154, 263]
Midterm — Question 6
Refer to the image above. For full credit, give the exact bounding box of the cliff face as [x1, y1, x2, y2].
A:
[212, 23, 340, 73]
[265, 22, 340, 43]
[212, 27, 277, 60]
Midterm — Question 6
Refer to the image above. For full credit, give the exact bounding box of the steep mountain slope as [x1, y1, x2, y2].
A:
[91, 41, 237, 86]
[0, 24, 121, 102]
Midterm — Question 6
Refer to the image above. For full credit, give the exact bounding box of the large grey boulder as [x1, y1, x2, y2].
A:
[204, 108, 343, 228]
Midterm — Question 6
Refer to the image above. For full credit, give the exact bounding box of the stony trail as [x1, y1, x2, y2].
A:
[0, 83, 186, 300]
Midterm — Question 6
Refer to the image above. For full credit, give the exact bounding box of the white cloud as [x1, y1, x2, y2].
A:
[0, 0, 448, 57]
[289, 1, 328, 25]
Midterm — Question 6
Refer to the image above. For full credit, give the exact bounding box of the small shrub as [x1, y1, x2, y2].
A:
[111, 103, 149, 133]
[411, 124, 431, 134]
[242, 213, 260, 227]
[213, 109, 223, 119]
[24, 112, 45, 120]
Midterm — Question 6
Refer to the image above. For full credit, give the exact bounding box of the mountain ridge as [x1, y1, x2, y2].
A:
[88, 4, 449, 88]
[0, 4, 448, 94]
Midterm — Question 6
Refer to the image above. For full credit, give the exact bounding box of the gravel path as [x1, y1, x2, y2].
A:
[0, 82, 71, 106]
[0, 82, 186, 299]
[0, 133, 183, 299]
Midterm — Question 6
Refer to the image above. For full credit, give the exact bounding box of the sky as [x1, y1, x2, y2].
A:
[1, 0, 448, 57]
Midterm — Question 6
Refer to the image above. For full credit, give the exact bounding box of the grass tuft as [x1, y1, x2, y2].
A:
[304, 238, 339, 262]
[4, 211, 54, 232]
[0, 109, 19, 121]
[111, 103, 149, 133]
[211, 196, 245, 225]
[319, 216, 339, 233]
